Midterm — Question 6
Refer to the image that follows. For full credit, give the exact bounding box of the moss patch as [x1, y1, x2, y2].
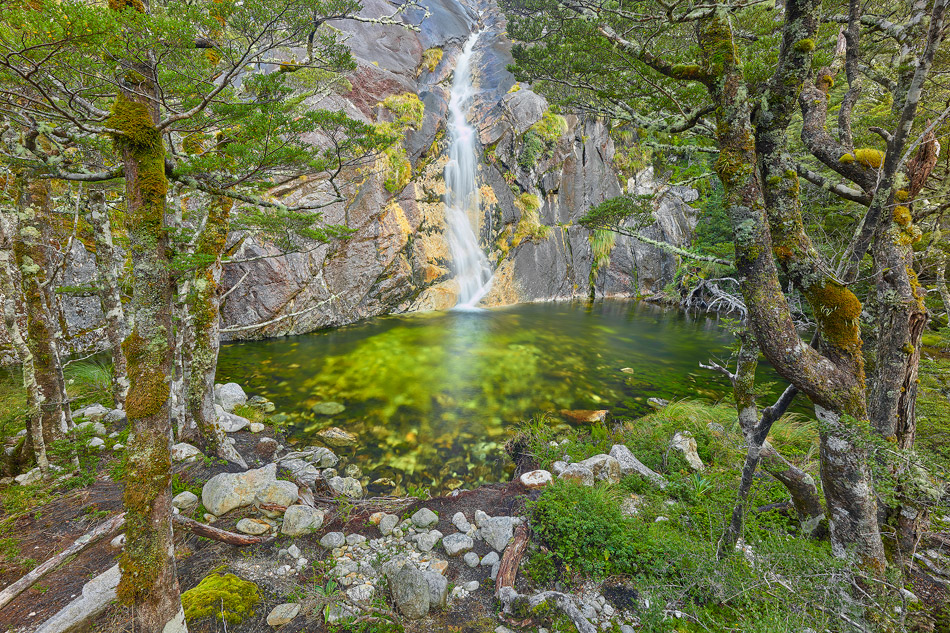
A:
[181, 571, 260, 625]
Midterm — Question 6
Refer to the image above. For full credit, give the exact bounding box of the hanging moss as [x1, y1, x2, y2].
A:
[181, 572, 260, 625]
[805, 281, 863, 361]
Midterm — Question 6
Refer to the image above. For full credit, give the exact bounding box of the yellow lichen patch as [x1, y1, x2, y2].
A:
[806, 281, 863, 359]
[381, 93, 425, 130]
[895, 189, 910, 202]
[385, 200, 413, 237]
[508, 83, 521, 93]
[854, 148, 884, 169]
[420, 47, 443, 73]
[893, 205, 912, 227]
[481, 259, 519, 306]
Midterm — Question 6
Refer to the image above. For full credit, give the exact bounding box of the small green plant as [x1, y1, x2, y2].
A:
[404, 484, 431, 499]
[420, 47, 443, 73]
[523, 547, 558, 585]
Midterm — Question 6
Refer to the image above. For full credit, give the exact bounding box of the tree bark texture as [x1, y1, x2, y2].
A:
[109, 45, 186, 632]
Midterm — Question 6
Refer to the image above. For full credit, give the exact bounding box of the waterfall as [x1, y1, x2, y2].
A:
[445, 31, 493, 309]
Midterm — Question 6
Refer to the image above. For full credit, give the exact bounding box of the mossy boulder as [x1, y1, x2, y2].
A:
[182, 571, 260, 626]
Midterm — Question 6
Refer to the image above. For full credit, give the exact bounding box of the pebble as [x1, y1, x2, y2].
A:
[480, 551, 499, 567]
[464, 552, 480, 567]
[452, 511, 471, 532]
[411, 507, 439, 529]
[463, 580, 479, 592]
[288, 544, 301, 558]
[236, 518, 270, 535]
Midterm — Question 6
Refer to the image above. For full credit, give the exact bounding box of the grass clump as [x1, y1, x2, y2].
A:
[511, 194, 550, 245]
[182, 571, 260, 626]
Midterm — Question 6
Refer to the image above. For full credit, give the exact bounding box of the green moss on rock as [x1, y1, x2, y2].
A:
[182, 572, 260, 625]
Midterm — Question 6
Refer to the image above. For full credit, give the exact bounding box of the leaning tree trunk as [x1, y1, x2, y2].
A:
[87, 180, 129, 408]
[0, 203, 48, 475]
[12, 177, 69, 453]
[184, 195, 245, 467]
[109, 61, 187, 633]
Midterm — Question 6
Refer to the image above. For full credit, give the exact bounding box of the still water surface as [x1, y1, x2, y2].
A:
[217, 300, 760, 494]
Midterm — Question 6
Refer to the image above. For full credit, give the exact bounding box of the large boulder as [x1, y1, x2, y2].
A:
[557, 463, 594, 486]
[254, 480, 299, 507]
[282, 505, 325, 536]
[392, 565, 430, 619]
[578, 454, 621, 484]
[317, 427, 358, 448]
[201, 463, 277, 516]
[216, 382, 247, 412]
[609, 444, 668, 488]
[670, 431, 705, 471]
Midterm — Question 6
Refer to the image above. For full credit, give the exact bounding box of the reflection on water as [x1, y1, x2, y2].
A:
[216, 300, 752, 494]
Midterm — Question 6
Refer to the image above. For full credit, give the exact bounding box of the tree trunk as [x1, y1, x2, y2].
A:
[0, 205, 48, 475]
[87, 182, 129, 408]
[12, 177, 69, 452]
[109, 64, 186, 633]
[935, 248, 950, 324]
[184, 196, 245, 467]
[759, 442, 825, 535]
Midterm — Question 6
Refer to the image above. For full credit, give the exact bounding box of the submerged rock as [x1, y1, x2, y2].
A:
[559, 409, 609, 423]
[328, 476, 363, 498]
[311, 401, 346, 416]
[317, 427, 358, 448]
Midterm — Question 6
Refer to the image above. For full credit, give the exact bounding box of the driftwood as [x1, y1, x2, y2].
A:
[172, 515, 270, 545]
[0, 513, 125, 611]
[495, 524, 530, 597]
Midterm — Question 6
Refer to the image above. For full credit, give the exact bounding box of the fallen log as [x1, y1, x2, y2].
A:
[495, 523, 530, 597]
[172, 514, 270, 545]
[0, 512, 125, 611]
[0, 512, 267, 612]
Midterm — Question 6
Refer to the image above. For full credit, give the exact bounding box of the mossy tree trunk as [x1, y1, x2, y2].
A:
[11, 176, 70, 456]
[184, 195, 246, 467]
[86, 179, 130, 408]
[0, 198, 49, 475]
[696, 8, 885, 570]
[109, 51, 187, 633]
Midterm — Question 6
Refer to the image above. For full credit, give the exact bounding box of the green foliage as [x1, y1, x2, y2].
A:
[523, 547, 558, 585]
[65, 360, 113, 408]
[382, 145, 412, 193]
[181, 571, 260, 626]
[530, 110, 568, 143]
[529, 481, 693, 577]
[518, 131, 546, 170]
[420, 47, 443, 73]
[381, 93, 425, 130]
[578, 195, 653, 232]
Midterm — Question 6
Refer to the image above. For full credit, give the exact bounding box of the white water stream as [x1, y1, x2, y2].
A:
[445, 31, 493, 309]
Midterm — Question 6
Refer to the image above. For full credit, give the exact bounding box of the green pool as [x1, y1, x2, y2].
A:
[217, 300, 759, 494]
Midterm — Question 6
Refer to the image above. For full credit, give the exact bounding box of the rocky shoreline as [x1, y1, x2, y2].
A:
[9, 378, 684, 632]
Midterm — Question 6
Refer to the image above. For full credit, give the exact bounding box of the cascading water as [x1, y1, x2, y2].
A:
[444, 31, 493, 309]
